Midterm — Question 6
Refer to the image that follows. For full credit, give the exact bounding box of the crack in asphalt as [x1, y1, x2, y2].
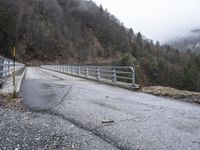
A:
[22, 67, 200, 150]
[22, 68, 124, 150]
[41, 97, 143, 150]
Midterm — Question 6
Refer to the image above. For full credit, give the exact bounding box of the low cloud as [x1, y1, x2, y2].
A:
[93, 0, 200, 43]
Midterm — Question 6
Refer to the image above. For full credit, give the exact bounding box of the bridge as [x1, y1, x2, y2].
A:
[0, 57, 200, 149]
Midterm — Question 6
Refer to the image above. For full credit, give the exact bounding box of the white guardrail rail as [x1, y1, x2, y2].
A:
[0, 55, 24, 79]
[41, 65, 138, 87]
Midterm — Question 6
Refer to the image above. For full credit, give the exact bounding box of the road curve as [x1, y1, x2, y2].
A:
[21, 67, 200, 150]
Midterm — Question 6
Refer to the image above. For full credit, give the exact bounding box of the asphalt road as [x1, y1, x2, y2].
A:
[0, 108, 118, 150]
[21, 67, 200, 150]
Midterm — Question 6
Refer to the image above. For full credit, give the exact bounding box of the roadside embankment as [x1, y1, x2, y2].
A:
[142, 86, 200, 104]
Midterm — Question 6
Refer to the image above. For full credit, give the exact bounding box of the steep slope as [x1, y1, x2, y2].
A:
[0, 0, 133, 63]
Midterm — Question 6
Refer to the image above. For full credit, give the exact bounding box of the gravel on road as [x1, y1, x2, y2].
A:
[0, 107, 118, 150]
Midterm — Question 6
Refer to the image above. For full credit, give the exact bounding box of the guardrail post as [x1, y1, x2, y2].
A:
[7, 60, 10, 76]
[132, 71, 135, 85]
[75, 66, 78, 75]
[85, 67, 88, 77]
[0, 58, 4, 78]
[8, 60, 10, 76]
[66, 66, 68, 73]
[78, 66, 80, 75]
[112, 67, 117, 82]
[74, 66, 76, 74]
[97, 67, 100, 80]
[130, 67, 135, 85]
[5, 60, 7, 77]
[65, 65, 67, 73]
[72, 66, 74, 74]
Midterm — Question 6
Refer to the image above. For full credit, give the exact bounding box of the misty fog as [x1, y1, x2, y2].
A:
[93, 0, 200, 43]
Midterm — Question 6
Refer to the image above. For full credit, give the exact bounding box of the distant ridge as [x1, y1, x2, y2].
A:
[169, 29, 200, 54]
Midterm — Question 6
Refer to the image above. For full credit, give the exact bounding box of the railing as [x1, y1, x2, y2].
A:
[41, 65, 136, 85]
[0, 55, 24, 79]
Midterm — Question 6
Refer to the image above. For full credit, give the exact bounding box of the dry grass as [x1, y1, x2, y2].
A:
[142, 86, 200, 104]
[0, 93, 26, 111]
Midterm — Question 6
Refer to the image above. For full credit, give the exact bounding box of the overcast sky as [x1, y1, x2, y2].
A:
[92, 0, 200, 43]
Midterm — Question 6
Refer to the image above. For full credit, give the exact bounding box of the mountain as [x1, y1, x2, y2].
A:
[169, 29, 200, 54]
[0, 0, 200, 92]
[0, 0, 134, 63]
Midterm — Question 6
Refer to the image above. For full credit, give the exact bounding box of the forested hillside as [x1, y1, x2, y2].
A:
[0, 0, 133, 63]
[0, 0, 199, 92]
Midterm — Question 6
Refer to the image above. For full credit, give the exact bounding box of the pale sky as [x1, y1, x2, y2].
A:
[92, 0, 200, 43]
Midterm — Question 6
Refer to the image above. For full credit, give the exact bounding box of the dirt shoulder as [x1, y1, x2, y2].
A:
[141, 86, 200, 104]
[0, 94, 26, 111]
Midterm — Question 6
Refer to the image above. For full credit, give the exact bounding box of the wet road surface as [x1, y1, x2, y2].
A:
[21, 67, 200, 150]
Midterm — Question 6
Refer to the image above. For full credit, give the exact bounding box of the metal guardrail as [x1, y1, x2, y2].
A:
[0, 55, 24, 79]
[41, 65, 136, 85]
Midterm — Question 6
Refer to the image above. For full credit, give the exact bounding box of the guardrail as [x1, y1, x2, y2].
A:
[0, 55, 24, 79]
[41, 65, 136, 86]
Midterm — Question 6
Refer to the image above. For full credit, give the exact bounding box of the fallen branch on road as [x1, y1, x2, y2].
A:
[102, 120, 114, 124]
